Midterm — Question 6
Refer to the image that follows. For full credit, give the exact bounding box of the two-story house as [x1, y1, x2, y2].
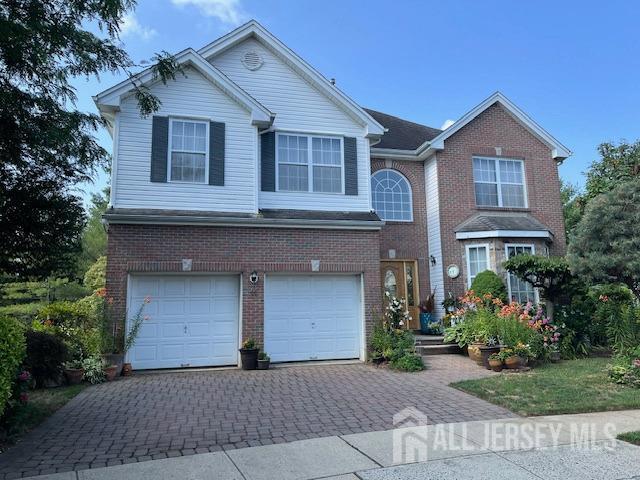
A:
[95, 21, 570, 370]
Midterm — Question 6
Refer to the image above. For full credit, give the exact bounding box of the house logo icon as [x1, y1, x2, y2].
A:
[392, 407, 429, 464]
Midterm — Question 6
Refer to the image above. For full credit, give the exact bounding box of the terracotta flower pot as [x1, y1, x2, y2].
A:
[122, 362, 133, 377]
[488, 359, 503, 372]
[479, 345, 501, 370]
[104, 365, 118, 381]
[64, 368, 84, 385]
[468, 343, 484, 365]
[504, 356, 521, 369]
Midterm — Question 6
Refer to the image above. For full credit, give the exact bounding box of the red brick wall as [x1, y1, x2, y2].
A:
[371, 159, 430, 301]
[436, 102, 567, 298]
[106, 224, 381, 348]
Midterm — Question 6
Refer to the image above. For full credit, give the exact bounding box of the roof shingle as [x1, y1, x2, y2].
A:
[364, 108, 441, 151]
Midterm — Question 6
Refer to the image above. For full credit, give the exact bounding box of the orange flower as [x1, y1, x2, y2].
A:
[95, 287, 107, 298]
[144, 296, 151, 304]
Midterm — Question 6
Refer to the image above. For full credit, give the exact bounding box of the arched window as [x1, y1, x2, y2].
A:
[370, 169, 413, 221]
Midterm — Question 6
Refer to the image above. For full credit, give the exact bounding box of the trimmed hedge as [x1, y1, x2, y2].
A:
[0, 317, 26, 417]
[470, 270, 508, 302]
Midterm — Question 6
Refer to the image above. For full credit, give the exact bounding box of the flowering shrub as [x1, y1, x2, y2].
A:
[443, 290, 562, 361]
[384, 293, 411, 330]
[123, 297, 151, 354]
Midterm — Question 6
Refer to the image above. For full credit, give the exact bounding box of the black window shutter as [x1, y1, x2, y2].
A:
[261, 131, 276, 192]
[150, 116, 168, 182]
[209, 122, 225, 186]
[344, 137, 358, 195]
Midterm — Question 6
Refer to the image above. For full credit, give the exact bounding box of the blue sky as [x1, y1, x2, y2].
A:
[76, 0, 640, 204]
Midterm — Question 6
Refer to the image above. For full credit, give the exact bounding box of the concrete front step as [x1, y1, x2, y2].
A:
[414, 335, 446, 346]
[416, 343, 462, 355]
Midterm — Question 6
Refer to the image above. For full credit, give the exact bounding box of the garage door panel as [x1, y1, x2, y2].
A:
[265, 275, 361, 362]
[128, 275, 239, 369]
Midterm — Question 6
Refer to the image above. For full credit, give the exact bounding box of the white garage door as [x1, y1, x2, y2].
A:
[264, 275, 362, 362]
[127, 275, 239, 369]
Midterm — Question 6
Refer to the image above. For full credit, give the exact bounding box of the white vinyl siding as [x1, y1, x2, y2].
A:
[210, 38, 371, 211]
[370, 169, 413, 221]
[505, 244, 537, 304]
[473, 157, 526, 208]
[114, 67, 257, 212]
[466, 244, 490, 288]
[425, 156, 445, 320]
[169, 119, 208, 183]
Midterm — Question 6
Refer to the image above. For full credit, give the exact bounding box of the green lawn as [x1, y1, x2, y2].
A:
[452, 357, 640, 416]
[618, 431, 640, 445]
[1, 384, 87, 451]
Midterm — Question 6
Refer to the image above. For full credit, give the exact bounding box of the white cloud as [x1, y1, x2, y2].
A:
[121, 13, 157, 41]
[440, 119, 455, 130]
[171, 0, 246, 25]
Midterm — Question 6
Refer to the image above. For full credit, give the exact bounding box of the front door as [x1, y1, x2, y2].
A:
[380, 260, 420, 330]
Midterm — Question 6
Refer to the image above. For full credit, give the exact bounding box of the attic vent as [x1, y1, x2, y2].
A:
[241, 51, 263, 71]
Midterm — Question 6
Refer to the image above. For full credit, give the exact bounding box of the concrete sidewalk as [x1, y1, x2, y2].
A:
[21, 410, 640, 480]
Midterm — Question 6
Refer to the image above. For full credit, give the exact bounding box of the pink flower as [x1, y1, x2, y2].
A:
[18, 371, 30, 382]
[144, 315, 150, 321]
[633, 359, 640, 369]
[542, 318, 549, 325]
[144, 296, 151, 304]
[19, 392, 28, 404]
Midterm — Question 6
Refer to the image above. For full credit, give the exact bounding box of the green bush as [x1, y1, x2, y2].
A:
[369, 323, 416, 363]
[391, 353, 424, 372]
[0, 317, 26, 417]
[81, 356, 105, 384]
[36, 300, 89, 327]
[24, 331, 68, 387]
[83, 256, 106, 292]
[0, 302, 45, 326]
[470, 271, 507, 302]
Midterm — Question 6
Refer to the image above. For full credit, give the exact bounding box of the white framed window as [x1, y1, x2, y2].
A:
[505, 244, 538, 304]
[168, 119, 209, 183]
[370, 169, 413, 222]
[276, 133, 343, 193]
[472, 157, 527, 208]
[466, 244, 491, 288]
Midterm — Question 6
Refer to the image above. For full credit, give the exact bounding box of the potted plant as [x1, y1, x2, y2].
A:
[63, 359, 84, 385]
[479, 337, 501, 370]
[513, 343, 532, 368]
[257, 351, 271, 370]
[549, 344, 561, 363]
[488, 352, 503, 372]
[501, 348, 519, 369]
[239, 338, 259, 370]
[104, 363, 118, 381]
[419, 293, 436, 334]
[121, 298, 150, 376]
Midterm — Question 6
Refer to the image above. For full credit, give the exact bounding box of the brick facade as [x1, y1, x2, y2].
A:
[436, 102, 567, 299]
[106, 224, 381, 349]
[371, 159, 430, 303]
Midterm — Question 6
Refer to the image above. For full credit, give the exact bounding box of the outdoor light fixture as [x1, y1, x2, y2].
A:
[249, 271, 259, 285]
[430, 255, 437, 266]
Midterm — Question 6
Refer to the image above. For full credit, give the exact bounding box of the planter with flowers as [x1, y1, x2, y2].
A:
[257, 352, 271, 370]
[63, 359, 84, 385]
[488, 352, 503, 372]
[239, 338, 259, 370]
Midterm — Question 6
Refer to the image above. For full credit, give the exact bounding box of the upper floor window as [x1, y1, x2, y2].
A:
[473, 157, 526, 208]
[276, 134, 343, 193]
[370, 169, 413, 221]
[169, 119, 208, 183]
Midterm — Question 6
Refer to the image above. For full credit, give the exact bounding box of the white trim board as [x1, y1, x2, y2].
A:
[455, 230, 552, 240]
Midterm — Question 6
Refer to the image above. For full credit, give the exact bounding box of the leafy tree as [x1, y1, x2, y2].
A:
[77, 189, 109, 275]
[1, 1, 179, 278]
[560, 180, 584, 242]
[568, 181, 640, 299]
[84, 256, 107, 292]
[503, 254, 573, 317]
[585, 140, 640, 200]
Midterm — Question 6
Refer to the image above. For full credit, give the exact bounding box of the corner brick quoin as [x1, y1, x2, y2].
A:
[105, 224, 382, 346]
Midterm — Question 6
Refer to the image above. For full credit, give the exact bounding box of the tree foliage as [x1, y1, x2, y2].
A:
[568, 181, 640, 299]
[560, 180, 584, 242]
[0, 1, 179, 278]
[585, 140, 640, 200]
[77, 189, 109, 275]
[503, 254, 573, 304]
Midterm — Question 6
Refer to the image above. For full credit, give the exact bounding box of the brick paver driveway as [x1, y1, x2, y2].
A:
[0, 355, 514, 479]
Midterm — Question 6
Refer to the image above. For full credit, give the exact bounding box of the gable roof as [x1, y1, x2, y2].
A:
[198, 20, 385, 138]
[364, 108, 441, 150]
[370, 92, 571, 161]
[93, 48, 273, 128]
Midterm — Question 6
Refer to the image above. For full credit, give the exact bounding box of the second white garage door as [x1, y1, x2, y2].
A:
[264, 275, 362, 362]
[127, 275, 239, 369]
